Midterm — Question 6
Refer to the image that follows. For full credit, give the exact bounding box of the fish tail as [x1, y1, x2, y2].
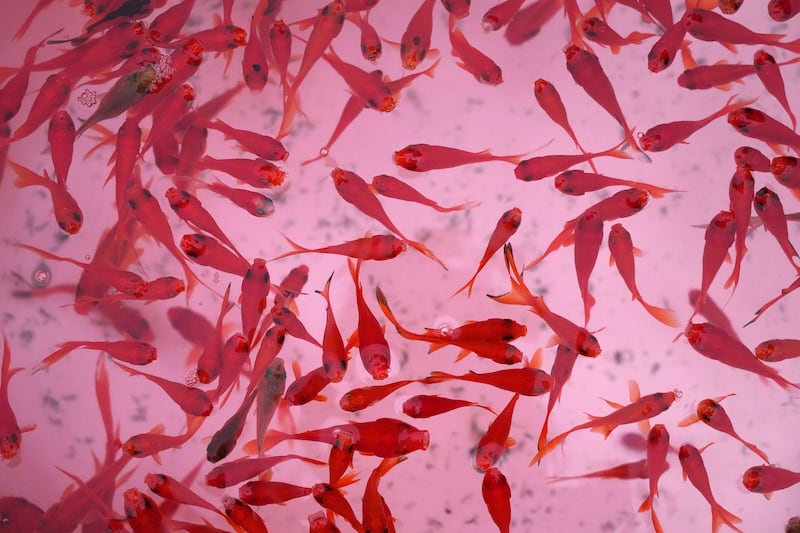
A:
[435, 199, 480, 213]
[744, 441, 770, 464]
[529, 430, 569, 466]
[651, 507, 664, 533]
[637, 493, 653, 513]
[450, 271, 478, 299]
[34, 341, 84, 373]
[640, 300, 681, 328]
[374, 286, 416, 339]
[407, 239, 448, 271]
[488, 244, 535, 306]
[711, 502, 743, 533]
[277, 84, 299, 140]
[537, 409, 552, 452]
[10, 160, 48, 189]
[422, 370, 456, 384]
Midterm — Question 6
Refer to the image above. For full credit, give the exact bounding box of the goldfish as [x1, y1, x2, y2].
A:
[317, 274, 350, 383]
[5, 70, 72, 142]
[377, 286, 526, 364]
[491, 244, 602, 357]
[199, 155, 286, 188]
[269, 18, 292, 94]
[688, 210, 736, 322]
[677, 62, 759, 91]
[482, 0, 525, 31]
[47, 110, 75, 185]
[122, 416, 204, 462]
[204, 180, 275, 217]
[532, 79, 596, 173]
[639, 96, 755, 152]
[0, 335, 35, 461]
[555, 169, 679, 198]
[147, 0, 195, 43]
[640, 0, 673, 27]
[683, 322, 800, 390]
[734, 146, 771, 172]
[123, 488, 164, 533]
[205, 454, 325, 488]
[448, 22, 503, 85]
[744, 275, 800, 328]
[742, 465, 800, 498]
[608, 223, 680, 327]
[207, 387, 258, 463]
[240, 258, 270, 345]
[241, 14, 269, 91]
[452, 207, 522, 298]
[301, 93, 367, 166]
[322, 46, 396, 112]
[536, 344, 578, 450]
[272, 305, 322, 347]
[347, 10, 382, 62]
[196, 284, 234, 385]
[531, 385, 680, 465]
[370, 174, 477, 213]
[574, 209, 603, 325]
[685, 8, 786, 49]
[262, 418, 430, 457]
[768, 0, 800, 21]
[348, 259, 391, 379]
[581, 16, 656, 54]
[504, 0, 563, 46]
[424, 364, 553, 397]
[145, 473, 222, 517]
[202, 117, 288, 161]
[275, 234, 407, 263]
[678, 443, 744, 533]
[166, 187, 244, 261]
[181, 233, 250, 277]
[333, 167, 446, 268]
[254, 358, 287, 457]
[400, 0, 437, 70]
[277, 0, 346, 138]
[402, 394, 494, 418]
[213, 334, 251, 404]
[724, 166, 755, 292]
[514, 140, 632, 182]
[564, 44, 641, 154]
[138, 83, 196, 154]
[361, 456, 405, 533]
[647, 11, 690, 73]
[394, 143, 522, 171]
[10, 161, 83, 234]
[34, 339, 157, 373]
[222, 496, 268, 533]
[549, 458, 651, 483]
[286, 365, 331, 406]
[754, 50, 797, 130]
[339, 379, 417, 412]
[755, 338, 800, 362]
[482, 467, 511, 533]
[679, 394, 769, 463]
[728, 107, 800, 156]
[308, 510, 342, 533]
[475, 393, 519, 471]
[112, 361, 212, 417]
[328, 429, 356, 485]
[312, 482, 363, 533]
[247, 326, 288, 399]
[771, 156, 800, 191]
[638, 424, 670, 533]
[239, 480, 311, 506]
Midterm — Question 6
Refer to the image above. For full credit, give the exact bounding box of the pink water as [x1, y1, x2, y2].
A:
[1, 1, 799, 532]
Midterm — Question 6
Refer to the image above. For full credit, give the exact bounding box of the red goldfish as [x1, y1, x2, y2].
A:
[47, 110, 75, 185]
[555, 169, 678, 198]
[608, 224, 680, 327]
[349, 259, 391, 379]
[564, 44, 641, 154]
[724, 166, 755, 291]
[402, 394, 494, 418]
[400, 0, 437, 69]
[688, 210, 736, 322]
[10, 161, 83, 234]
[206, 454, 325, 488]
[482, 467, 511, 533]
[317, 274, 349, 383]
[638, 424, 670, 533]
[166, 187, 244, 260]
[679, 394, 769, 463]
[754, 187, 800, 269]
[537, 344, 577, 451]
[448, 22, 503, 85]
[504, 0, 563, 46]
[200, 156, 286, 188]
[312, 482, 363, 533]
[123, 488, 164, 533]
[205, 180, 275, 217]
[683, 322, 800, 390]
[371, 174, 477, 213]
[475, 393, 519, 471]
[346, 10, 382, 62]
[452, 207, 521, 298]
[285, 365, 330, 406]
[549, 459, 651, 483]
[394, 143, 522, 172]
[239, 480, 311, 506]
[755, 338, 800, 362]
[145, 472, 222, 516]
[34, 340, 156, 373]
[203, 117, 288, 160]
[321, 46, 396, 112]
[769, 0, 800, 21]
[6, 71, 72, 143]
[742, 465, 800, 498]
[361, 456, 405, 533]
[678, 443, 743, 533]
[685, 8, 787, 49]
[1, 335, 35, 461]
[581, 16, 655, 54]
[647, 11, 690, 73]
[639, 96, 755, 152]
[242, 13, 269, 91]
[222, 496, 268, 533]
[734, 146, 771, 172]
[514, 140, 632, 182]
[531, 386, 680, 465]
[754, 50, 797, 130]
[424, 365, 553, 397]
[181, 233, 250, 277]
[574, 209, 603, 325]
[274, 234, 407, 262]
[241, 259, 270, 345]
[112, 362, 212, 417]
[482, 0, 525, 31]
[728, 107, 800, 156]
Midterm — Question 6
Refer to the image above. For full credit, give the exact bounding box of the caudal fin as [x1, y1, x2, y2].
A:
[407, 239, 448, 270]
[711, 502, 743, 533]
[640, 300, 680, 327]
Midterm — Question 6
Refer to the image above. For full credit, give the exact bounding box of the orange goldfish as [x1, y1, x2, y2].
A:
[679, 394, 769, 463]
[678, 443, 744, 533]
[0, 335, 36, 461]
[339, 379, 417, 412]
[482, 467, 511, 533]
[452, 207, 521, 298]
[608, 223, 680, 327]
[328, 429, 356, 485]
[531, 385, 680, 465]
[743, 465, 800, 498]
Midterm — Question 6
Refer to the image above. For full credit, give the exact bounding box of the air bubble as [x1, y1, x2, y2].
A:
[77, 89, 97, 107]
[31, 263, 51, 288]
[319, 148, 329, 157]
[185, 368, 199, 387]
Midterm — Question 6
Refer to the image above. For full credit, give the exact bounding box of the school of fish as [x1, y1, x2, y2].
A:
[1, 0, 800, 531]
